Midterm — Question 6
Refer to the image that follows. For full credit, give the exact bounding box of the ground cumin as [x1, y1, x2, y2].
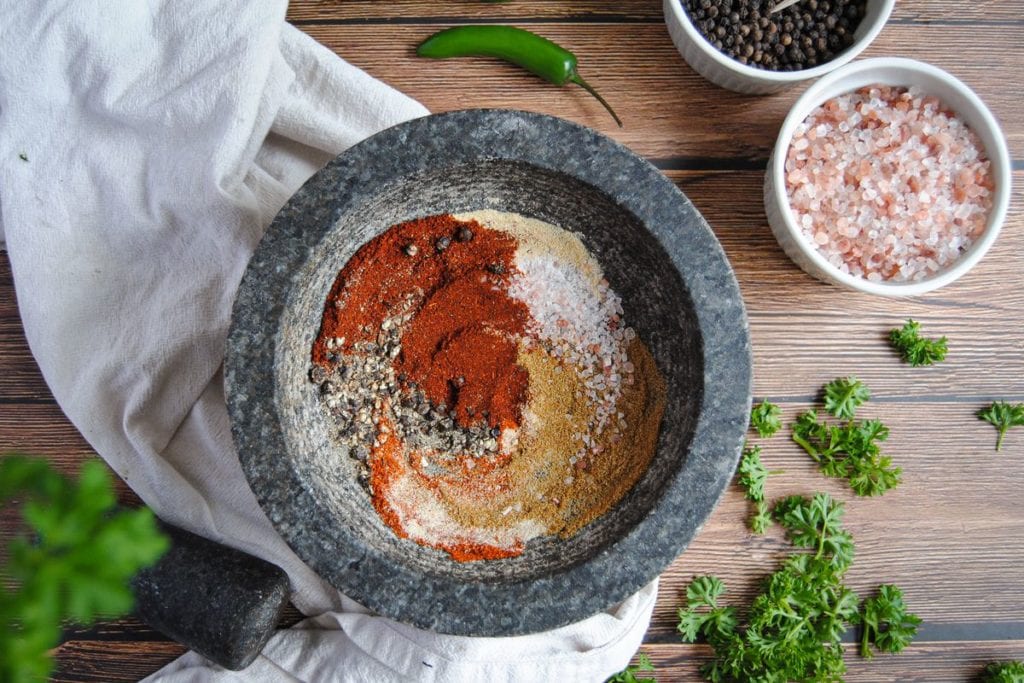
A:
[431, 338, 665, 538]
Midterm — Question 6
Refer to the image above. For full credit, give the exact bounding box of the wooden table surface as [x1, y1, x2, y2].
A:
[3, 1, 1022, 680]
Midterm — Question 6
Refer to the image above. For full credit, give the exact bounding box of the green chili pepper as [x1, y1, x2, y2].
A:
[417, 25, 622, 127]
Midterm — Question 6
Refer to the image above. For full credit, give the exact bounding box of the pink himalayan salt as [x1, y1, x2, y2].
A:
[785, 85, 994, 282]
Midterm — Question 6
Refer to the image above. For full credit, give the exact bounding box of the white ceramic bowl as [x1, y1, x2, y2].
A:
[764, 57, 1012, 297]
[663, 0, 895, 94]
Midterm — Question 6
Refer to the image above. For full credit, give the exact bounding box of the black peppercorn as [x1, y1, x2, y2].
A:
[681, 0, 867, 72]
[679, 0, 864, 72]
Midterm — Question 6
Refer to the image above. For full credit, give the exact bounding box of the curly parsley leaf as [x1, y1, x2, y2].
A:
[687, 575, 727, 609]
[0, 455, 169, 683]
[679, 493, 874, 682]
[982, 661, 1024, 682]
[606, 652, 656, 683]
[793, 386, 901, 497]
[737, 446, 781, 534]
[858, 584, 921, 658]
[749, 500, 772, 535]
[888, 319, 948, 367]
[774, 493, 855, 572]
[977, 401, 1024, 452]
[677, 576, 738, 643]
[750, 399, 782, 438]
[738, 446, 769, 502]
[824, 376, 871, 420]
[847, 452, 901, 497]
[792, 410, 834, 462]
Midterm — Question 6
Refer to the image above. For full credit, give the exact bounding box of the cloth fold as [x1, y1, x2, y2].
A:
[0, 2, 656, 680]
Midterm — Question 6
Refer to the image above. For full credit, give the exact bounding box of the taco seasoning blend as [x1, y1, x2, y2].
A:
[310, 210, 666, 561]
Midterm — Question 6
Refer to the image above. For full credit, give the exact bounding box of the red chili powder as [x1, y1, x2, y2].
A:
[313, 214, 529, 430]
[313, 214, 533, 561]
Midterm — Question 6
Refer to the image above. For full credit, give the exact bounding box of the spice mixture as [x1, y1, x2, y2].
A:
[310, 210, 666, 561]
[682, 0, 866, 71]
[785, 85, 994, 282]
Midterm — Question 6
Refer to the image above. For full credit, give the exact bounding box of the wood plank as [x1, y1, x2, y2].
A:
[45, 639, 1024, 682]
[0, 400, 137, 502]
[664, 170, 1024, 402]
[286, 0, 1024, 24]
[636, 641, 1024, 681]
[48, 604, 305, 681]
[287, 0, 661, 23]
[6, 399, 1022, 631]
[52, 641, 186, 683]
[4, 172, 1022, 659]
[296, 23, 1024, 159]
[54, 604, 307, 643]
[0, 256, 52, 403]
[893, 0, 1024, 24]
[0, 403, 103, 462]
[647, 401, 1024, 636]
[48, 637, 1024, 682]
[6, 175, 1022, 405]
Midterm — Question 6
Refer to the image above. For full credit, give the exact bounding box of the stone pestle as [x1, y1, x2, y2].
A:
[131, 520, 291, 671]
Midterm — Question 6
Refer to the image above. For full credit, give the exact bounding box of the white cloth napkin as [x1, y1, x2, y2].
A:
[0, 1, 656, 681]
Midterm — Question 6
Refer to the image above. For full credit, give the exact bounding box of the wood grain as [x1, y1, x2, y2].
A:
[635, 641, 1024, 682]
[294, 23, 1024, 160]
[650, 400, 1024, 633]
[285, 0, 1024, 24]
[3, 0, 1023, 680]
[52, 642, 188, 683]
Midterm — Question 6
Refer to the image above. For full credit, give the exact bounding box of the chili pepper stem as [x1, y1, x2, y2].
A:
[570, 74, 622, 128]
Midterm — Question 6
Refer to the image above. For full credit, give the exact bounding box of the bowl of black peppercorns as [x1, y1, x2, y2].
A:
[664, 0, 894, 94]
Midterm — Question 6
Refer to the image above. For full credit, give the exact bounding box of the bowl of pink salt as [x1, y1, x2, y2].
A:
[765, 57, 1011, 296]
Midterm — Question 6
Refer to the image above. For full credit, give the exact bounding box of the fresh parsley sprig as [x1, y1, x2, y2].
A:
[606, 652, 656, 683]
[858, 584, 922, 658]
[750, 399, 782, 438]
[738, 445, 769, 502]
[750, 500, 772, 535]
[737, 446, 781, 534]
[678, 493, 919, 682]
[888, 319, 948, 367]
[793, 380, 901, 496]
[982, 661, 1024, 682]
[977, 401, 1024, 452]
[774, 493, 855, 571]
[676, 575, 738, 643]
[824, 376, 871, 420]
[0, 456, 169, 683]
